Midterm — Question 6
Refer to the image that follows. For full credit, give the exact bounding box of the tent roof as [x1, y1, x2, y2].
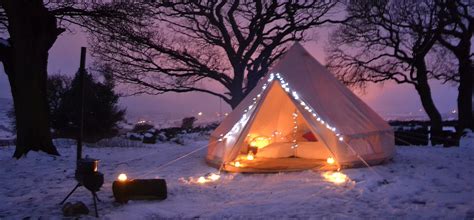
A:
[212, 42, 391, 138]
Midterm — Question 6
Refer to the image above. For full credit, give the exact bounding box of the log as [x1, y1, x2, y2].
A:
[112, 179, 167, 203]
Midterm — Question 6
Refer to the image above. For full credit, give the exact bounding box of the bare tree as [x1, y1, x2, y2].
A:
[0, 0, 64, 158]
[0, 1, 133, 158]
[326, 0, 448, 143]
[87, 1, 343, 109]
[436, 0, 473, 133]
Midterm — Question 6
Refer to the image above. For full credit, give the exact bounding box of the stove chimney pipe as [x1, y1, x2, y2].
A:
[77, 47, 86, 163]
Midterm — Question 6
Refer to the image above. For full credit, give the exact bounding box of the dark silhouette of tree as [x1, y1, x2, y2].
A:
[0, 0, 64, 158]
[54, 70, 125, 141]
[47, 74, 71, 128]
[0, 1, 135, 158]
[436, 0, 473, 133]
[87, 1, 344, 109]
[326, 0, 448, 144]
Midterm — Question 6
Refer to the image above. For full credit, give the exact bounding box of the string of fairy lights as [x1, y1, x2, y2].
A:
[218, 72, 345, 145]
[275, 73, 344, 142]
[291, 109, 299, 149]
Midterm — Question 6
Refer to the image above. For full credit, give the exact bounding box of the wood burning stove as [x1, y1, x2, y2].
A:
[60, 157, 103, 217]
[75, 158, 104, 192]
[59, 47, 103, 217]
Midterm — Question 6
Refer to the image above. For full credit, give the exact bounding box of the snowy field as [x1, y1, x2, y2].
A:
[1, 134, 474, 219]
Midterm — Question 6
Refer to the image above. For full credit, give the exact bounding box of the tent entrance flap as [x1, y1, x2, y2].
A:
[223, 81, 334, 171]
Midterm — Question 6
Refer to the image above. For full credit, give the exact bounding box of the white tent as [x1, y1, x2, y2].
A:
[207, 42, 395, 172]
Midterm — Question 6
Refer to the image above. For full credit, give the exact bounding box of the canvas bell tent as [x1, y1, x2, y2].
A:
[207, 43, 395, 172]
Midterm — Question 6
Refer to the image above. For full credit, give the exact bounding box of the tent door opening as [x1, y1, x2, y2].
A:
[225, 82, 334, 172]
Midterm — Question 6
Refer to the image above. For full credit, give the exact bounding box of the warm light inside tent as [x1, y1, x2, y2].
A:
[117, 173, 128, 182]
[249, 136, 272, 149]
[326, 157, 335, 165]
[246, 152, 255, 160]
[322, 171, 348, 184]
[234, 161, 241, 167]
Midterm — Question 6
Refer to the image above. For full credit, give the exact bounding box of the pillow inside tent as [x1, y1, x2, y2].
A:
[257, 142, 294, 158]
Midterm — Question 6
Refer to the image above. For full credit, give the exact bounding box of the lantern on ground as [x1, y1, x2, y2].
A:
[326, 157, 335, 165]
[322, 171, 348, 184]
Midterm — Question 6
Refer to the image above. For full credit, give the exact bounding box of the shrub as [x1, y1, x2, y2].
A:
[52, 70, 125, 142]
[132, 121, 154, 133]
[181, 117, 197, 130]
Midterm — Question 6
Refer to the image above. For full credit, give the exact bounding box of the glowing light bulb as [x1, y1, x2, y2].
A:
[197, 176, 206, 184]
[339, 137, 344, 141]
[208, 173, 220, 181]
[235, 161, 241, 167]
[323, 171, 348, 184]
[117, 173, 128, 182]
[246, 153, 255, 161]
[198, 112, 203, 116]
[327, 157, 335, 165]
[292, 92, 299, 100]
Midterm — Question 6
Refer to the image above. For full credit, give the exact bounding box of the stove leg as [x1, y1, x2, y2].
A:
[93, 192, 102, 202]
[92, 192, 99, 217]
[60, 183, 81, 205]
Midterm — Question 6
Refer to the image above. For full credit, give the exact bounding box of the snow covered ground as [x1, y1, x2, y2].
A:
[1, 134, 474, 219]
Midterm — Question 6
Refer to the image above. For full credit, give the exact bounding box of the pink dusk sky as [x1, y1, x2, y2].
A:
[0, 29, 459, 122]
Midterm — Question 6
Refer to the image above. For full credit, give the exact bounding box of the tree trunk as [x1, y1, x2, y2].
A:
[1, 0, 62, 158]
[457, 56, 473, 133]
[228, 65, 246, 109]
[453, 32, 473, 133]
[229, 89, 245, 109]
[414, 62, 443, 145]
